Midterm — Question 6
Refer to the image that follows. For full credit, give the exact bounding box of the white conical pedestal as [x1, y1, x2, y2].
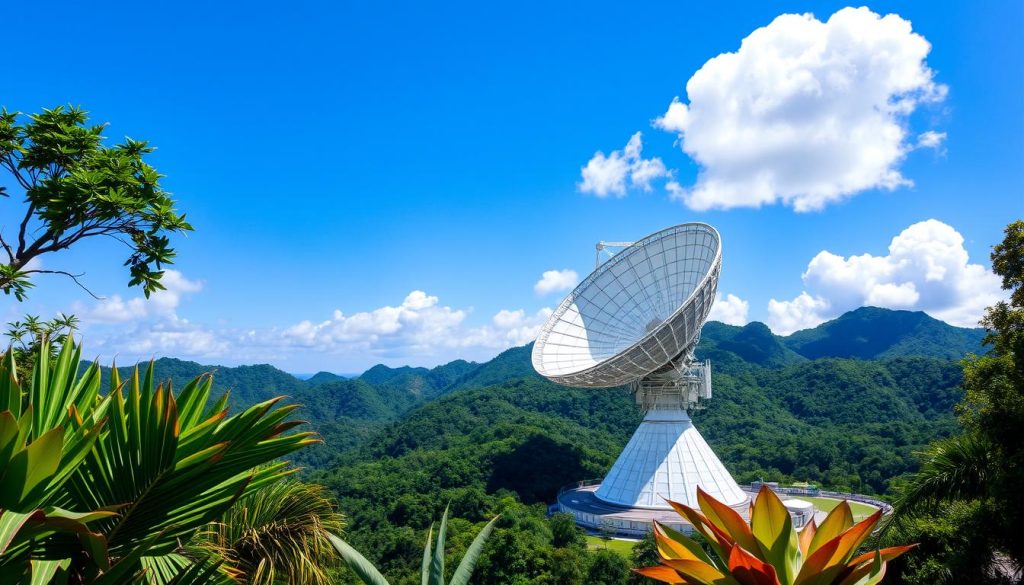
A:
[595, 408, 747, 510]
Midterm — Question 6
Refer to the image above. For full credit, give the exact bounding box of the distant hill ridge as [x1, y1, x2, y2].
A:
[350, 307, 983, 381]
[781, 306, 984, 360]
[86, 307, 983, 411]
[81, 305, 983, 469]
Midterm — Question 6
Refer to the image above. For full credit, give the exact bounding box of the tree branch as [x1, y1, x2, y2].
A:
[0, 158, 32, 191]
[16, 202, 36, 256]
[0, 233, 13, 263]
[23, 269, 104, 300]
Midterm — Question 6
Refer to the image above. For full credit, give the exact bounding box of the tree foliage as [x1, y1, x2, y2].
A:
[885, 220, 1024, 584]
[0, 105, 192, 300]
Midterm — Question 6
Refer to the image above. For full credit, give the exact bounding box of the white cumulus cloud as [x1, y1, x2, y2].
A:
[708, 293, 749, 326]
[767, 293, 832, 336]
[655, 7, 947, 212]
[578, 132, 670, 197]
[77, 270, 203, 324]
[280, 292, 554, 361]
[767, 220, 1003, 334]
[534, 269, 579, 296]
[70, 283, 557, 369]
[282, 291, 467, 350]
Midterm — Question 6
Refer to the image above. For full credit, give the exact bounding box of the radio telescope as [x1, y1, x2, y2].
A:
[533, 223, 748, 536]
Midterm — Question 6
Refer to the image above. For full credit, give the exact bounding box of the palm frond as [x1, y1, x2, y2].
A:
[194, 477, 344, 585]
[0, 337, 318, 581]
[886, 432, 994, 531]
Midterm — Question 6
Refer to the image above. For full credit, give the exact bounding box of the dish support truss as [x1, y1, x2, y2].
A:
[632, 351, 712, 412]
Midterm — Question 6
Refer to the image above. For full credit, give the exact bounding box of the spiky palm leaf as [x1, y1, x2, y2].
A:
[195, 477, 344, 584]
[0, 341, 114, 580]
[886, 433, 994, 532]
[0, 338, 317, 583]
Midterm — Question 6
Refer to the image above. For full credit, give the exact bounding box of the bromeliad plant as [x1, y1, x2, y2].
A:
[636, 486, 915, 585]
[0, 337, 317, 583]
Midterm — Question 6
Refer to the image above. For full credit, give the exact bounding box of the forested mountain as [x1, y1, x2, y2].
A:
[698, 321, 806, 368]
[782, 306, 985, 360]
[81, 307, 981, 472]
[313, 346, 966, 583]
[75, 307, 982, 583]
[89, 356, 307, 407]
[442, 344, 541, 390]
[306, 371, 348, 385]
[358, 359, 479, 399]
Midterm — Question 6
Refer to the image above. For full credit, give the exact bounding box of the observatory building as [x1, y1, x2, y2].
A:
[532, 223, 748, 537]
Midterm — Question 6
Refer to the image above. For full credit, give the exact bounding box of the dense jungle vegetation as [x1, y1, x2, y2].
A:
[96, 306, 982, 584]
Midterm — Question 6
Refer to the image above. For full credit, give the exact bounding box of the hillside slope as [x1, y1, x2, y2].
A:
[782, 307, 985, 360]
[315, 349, 964, 584]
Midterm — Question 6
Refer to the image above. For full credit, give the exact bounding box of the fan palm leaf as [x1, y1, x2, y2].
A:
[884, 432, 994, 533]
[195, 477, 344, 584]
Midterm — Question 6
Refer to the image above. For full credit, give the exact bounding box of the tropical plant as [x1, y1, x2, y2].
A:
[331, 505, 499, 585]
[5, 313, 79, 352]
[956, 219, 1024, 566]
[886, 433, 994, 527]
[195, 477, 345, 584]
[0, 105, 192, 300]
[635, 486, 914, 585]
[880, 221, 1024, 583]
[0, 337, 317, 583]
[4, 313, 79, 380]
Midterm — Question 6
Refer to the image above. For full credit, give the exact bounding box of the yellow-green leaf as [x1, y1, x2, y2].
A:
[750, 486, 798, 583]
[807, 501, 852, 556]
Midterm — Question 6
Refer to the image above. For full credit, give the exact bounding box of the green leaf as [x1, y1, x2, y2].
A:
[429, 506, 448, 585]
[0, 411, 21, 465]
[0, 426, 64, 511]
[448, 515, 499, 585]
[0, 510, 35, 556]
[421, 524, 433, 585]
[750, 486, 798, 583]
[29, 559, 70, 585]
[329, 534, 392, 585]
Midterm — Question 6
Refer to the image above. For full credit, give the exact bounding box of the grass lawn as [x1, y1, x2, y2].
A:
[788, 496, 879, 521]
[585, 535, 638, 557]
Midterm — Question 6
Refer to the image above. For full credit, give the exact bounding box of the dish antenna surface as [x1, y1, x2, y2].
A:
[534, 223, 747, 531]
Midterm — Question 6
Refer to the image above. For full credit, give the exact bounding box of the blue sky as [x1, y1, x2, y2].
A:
[2, 1, 1021, 372]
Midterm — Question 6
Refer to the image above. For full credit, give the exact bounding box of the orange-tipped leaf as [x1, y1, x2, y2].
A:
[838, 549, 889, 585]
[807, 501, 853, 556]
[633, 566, 686, 584]
[727, 545, 782, 585]
[655, 522, 705, 563]
[798, 518, 817, 557]
[663, 558, 742, 585]
[666, 499, 734, 563]
[794, 510, 881, 585]
[697, 487, 761, 554]
[845, 543, 917, 570]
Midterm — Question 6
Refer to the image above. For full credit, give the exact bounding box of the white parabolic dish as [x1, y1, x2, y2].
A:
[532, 223, 721, 388]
